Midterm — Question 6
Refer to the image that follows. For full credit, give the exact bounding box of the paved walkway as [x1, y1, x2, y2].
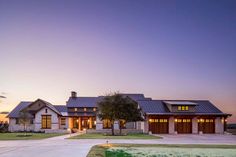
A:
[0, 134, 236, 157]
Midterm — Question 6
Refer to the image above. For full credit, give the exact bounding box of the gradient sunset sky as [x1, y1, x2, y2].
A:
[0, 0, 236, 122]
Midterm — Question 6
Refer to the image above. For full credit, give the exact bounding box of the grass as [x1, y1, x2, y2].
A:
[69, 133, 161, 139]
[87, 144, 236, 157]
[0, 132, 66, 140]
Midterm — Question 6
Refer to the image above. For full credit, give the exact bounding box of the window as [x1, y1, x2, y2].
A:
[61, 118, 66, 125]
[177, 106, 189, 111]
[41, 115, 51, 129]
[93, 108, 96, 112]
[74, 108, 77, 112]
[16, 118, 19, 124]
[120, 120, 126, 128]
[84, 108, 87, 111]
[103, 119, 111, 129]
[45, 109, 48, 113]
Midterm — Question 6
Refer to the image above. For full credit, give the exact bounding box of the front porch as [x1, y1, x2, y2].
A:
[68, 116, 96, 131]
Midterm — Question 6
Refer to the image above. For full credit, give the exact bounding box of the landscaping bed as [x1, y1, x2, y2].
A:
[69, 133, 161, 139]
[0, 132, 66, 140]
[87, 144, 236, 157]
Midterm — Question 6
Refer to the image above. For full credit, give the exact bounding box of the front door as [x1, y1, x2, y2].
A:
[81, 117, 89, 130]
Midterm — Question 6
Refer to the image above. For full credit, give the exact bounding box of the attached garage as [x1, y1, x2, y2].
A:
[198, 118, 215, 133]
[176, 118, 192, 134]
[148, 118, 168, 134]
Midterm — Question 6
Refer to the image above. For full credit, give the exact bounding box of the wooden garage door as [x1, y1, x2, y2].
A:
[198, 119, 215, 133]
[149, 118, 168, 134]
[176, 119, 192, 134]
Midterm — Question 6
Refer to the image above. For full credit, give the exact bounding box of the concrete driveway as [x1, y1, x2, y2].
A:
[0, 134, 236, 157]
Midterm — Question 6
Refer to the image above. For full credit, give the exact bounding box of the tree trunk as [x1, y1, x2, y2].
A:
[119, 120, 122, 135]
[111, 122, 115, 136]
[24, 123, 27, 136]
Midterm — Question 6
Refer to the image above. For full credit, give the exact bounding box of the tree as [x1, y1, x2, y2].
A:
[115, 96, 144, 135]
[98, 93, 144, 135]
[19, 109, 31, 136]
[97, 94, 117, 135]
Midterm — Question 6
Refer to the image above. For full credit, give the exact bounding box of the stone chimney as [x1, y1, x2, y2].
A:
[71, 91, 77, 98]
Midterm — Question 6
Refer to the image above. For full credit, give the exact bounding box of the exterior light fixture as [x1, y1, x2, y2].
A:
[94, 121, 96, 125]
[200, 119, 203, 122]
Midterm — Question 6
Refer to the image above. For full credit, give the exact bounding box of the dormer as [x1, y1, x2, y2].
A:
[164, 101, 198, 112]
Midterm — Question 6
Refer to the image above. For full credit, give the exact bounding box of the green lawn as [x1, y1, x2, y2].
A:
[0, 133, 66, 140]
[69, 133, 161, 139]
[87, 144, 236, 157]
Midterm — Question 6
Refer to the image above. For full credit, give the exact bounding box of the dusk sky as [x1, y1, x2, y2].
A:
[0, 0, 236, 122]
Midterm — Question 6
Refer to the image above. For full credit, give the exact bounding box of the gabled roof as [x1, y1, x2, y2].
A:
[54, 105, 67, 112]
[28, 99, 62, 115]
[66, 93, 150, 107]
[8, 100, 66, 118]
[138, 100, 228, 115]
[8, 101, 32, 118]
[164, 101, 197, 105]
[138, 100, 170, 114]
[67, 97, 100, 107]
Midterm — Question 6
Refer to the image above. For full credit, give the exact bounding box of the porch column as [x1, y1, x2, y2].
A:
[78, 117, 81, 131]
[89, 117, 92, 129]
[192, 117, 198, 134]
[168, 116, 175, 134]
[215, 117, 224, 134]
[69, 118, 73, 129]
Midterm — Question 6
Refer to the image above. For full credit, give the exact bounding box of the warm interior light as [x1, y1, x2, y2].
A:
[76, 119, 79, 122]
[83, 128, 86, 131]
[200, 119, 203, 122]
[174, 119, 178, 122]
[94, 121, 96, 124]
[225, 119, 227, 122]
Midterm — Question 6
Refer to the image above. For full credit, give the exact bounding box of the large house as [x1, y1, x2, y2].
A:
[8, 91, 230, 134]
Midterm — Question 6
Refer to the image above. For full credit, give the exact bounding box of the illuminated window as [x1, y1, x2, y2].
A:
[178, 106, 189, 111]
[84, 108, 87, 111]
[103, 119, 111, 129]
[164, 119, 168, 122]
[42, 115, 51, 129]
[149, 119, 154, 123]
[93, 108, 96, 111]
[74, 108, 77, 111]
[120, 120, 126, 128]
[178, 106, 182, 110]
[61, 118, 66, 125]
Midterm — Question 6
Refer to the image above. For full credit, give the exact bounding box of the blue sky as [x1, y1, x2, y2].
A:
[0, 0, 236, 122]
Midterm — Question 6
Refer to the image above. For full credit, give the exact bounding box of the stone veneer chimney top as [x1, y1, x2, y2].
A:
[71, 91, 77, 98]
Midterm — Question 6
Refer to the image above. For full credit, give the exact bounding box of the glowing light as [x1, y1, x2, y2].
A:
[174, 119, 178, 122]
